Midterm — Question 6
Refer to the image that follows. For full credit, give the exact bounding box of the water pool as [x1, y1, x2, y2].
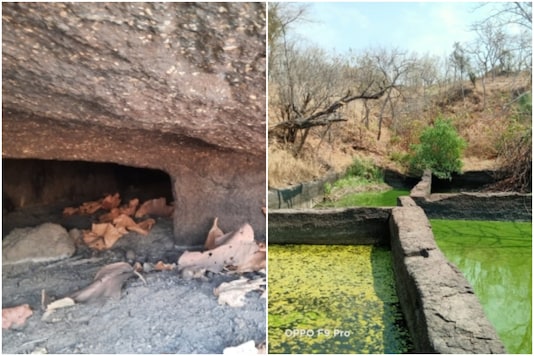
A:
[320, 188, 410, 208]
[431, 219, 532, 354]
[268, 244, 413, 354]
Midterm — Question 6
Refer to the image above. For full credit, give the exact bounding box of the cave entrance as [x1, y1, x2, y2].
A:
[2, 158, 174, 237]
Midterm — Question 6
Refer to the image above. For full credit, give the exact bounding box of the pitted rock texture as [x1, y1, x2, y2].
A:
[389, 206, 506, 354]
[2, 3, 266, 245]
[2, 2, 265, 153]
[3, 223, 76, 265]
[268, 207, 392, 245]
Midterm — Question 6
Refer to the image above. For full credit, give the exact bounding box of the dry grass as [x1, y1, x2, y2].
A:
[268, 73, 530, 188]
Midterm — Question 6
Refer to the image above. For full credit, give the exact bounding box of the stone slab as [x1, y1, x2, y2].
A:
[389, 206, 506, 353]
[268, 207, 391, 245]
[2, 223, 76, 265]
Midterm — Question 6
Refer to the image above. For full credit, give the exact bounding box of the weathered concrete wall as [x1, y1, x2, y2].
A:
[383, 168, 419, 189]
[268, 172, 341, 209]
[269, 168, 419, 210]
[410, 170, 531, 221]
[268, 207, 391, 245]
[412, 192, 532, 221]
[431, 170, 497, 192]
[389, 206, 506, 353]
[409, 169, 432, 198]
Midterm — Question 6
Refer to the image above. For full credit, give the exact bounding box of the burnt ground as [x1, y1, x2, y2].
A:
[2, 208, 266, 354]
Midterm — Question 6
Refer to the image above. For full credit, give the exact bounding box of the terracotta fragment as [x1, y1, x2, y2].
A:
[2, 304, 33, 329]
[135, 197, 174, 218]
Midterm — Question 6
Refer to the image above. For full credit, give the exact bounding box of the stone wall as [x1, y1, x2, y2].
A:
[389, 205, 505, 353]
[268, 172, 341, 209]
[412, 192, 532, 221]
[268, 207, 391, 245]
[410, 170, 532, 221]
[270, 205, 507, 353]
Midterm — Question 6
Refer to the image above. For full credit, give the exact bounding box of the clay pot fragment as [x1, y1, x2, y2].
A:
[137, 218, 156, 231]
[99, 207, 121, 223]
[2, 304, 33, 329]
[79, 200, 103, 215]
[83, 223, 127, 250]
[101, 193, 121, 210]
[154, 261, 175, 271]
[135, 197, 174, 218]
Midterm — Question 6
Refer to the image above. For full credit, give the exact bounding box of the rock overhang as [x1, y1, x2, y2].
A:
[2, 2, 266, 245]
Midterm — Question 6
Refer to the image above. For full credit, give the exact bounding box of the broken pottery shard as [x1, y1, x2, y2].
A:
[178, 223, 262, 273]
[154, 261, 175, 271]
[70, 262, 135, 303]
[99, 208, 121, 223]
[79, 200, 102, 215]
[83, 223, 127, 250]
[135, 197, 174, 218]
[137, 218, 156, 232]
[2, 304, 33, 329]
[204, 217, 225, 250]
[120, 198, 140, 216]
[101, 193, 121, 210]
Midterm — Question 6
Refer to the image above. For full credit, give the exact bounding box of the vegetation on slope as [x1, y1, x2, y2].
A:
[268, 3, 532, 192]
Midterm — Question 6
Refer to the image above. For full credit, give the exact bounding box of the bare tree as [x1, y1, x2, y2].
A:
[369, 48, 417, 140]
[269, 40, 391, 155]
[472, 2, 532, 73]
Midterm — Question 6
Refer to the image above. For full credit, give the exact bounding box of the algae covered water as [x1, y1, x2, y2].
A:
[320, 188, 410, 208]
[268, 244, 413, 354]
[431, 220, 532, 354]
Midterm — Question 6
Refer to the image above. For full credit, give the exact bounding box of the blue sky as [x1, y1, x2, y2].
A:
[287, 2, 509, 58]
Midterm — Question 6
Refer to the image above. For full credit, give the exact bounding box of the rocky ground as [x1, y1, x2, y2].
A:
[2, 211, 266, 354]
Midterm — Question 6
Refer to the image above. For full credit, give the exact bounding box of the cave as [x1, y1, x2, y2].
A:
[2, 158, 174, 236]
[2, 2, 266, 248]
[1, 3, 266, 353]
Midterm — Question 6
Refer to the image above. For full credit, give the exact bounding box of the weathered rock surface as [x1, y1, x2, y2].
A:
[268, 172, 342, 209]
[268, 207, 392, 245]
[2, 223, 76, 265]
[2, 3, 266, 245]
[412, 192, 532, 222]
[389, 206, 506, 353]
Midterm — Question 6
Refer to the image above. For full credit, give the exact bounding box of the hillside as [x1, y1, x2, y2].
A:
[268, 73, 531, 189]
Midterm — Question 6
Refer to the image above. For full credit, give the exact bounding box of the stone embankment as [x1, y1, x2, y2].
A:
[268, 207, 391, 245]
[268, 172, 341, 209]
[389, 202, 506, 353]
[270, 201, 507, 353]
[411, 170, 531, 221]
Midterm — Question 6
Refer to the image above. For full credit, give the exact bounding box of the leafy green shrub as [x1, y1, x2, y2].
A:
[409, 117, 466, 179]
[389, 151, 410, 166]
[344, 158, 383, 183]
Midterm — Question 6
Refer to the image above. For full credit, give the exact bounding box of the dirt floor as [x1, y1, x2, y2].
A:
[2, 209, 266, 354]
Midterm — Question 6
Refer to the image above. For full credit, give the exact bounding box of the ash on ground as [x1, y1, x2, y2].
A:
[2, 217, 266, 354]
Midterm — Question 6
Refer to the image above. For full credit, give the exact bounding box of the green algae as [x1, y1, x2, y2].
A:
[431, 219, 532, 354]
[268, 244, 413, 354]
[320, 188, 410, 208]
